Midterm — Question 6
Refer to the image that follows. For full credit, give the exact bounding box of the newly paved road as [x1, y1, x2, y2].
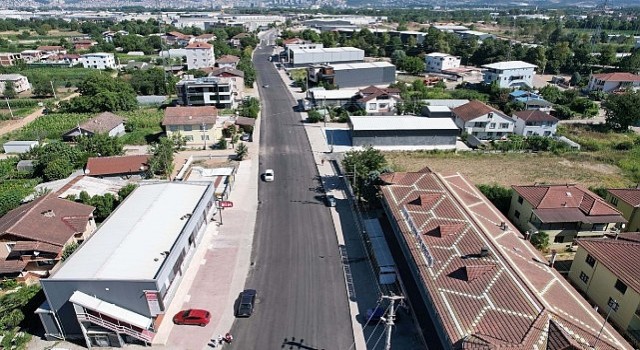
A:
[227, 35, 354, 349]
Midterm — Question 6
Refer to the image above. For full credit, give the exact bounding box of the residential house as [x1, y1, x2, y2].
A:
[80, 53, 116, 70]
[206, 67, 244, 103]
[282, 37, 306, 46]
[587, 72, 640, 93]
[0, 53, 22, 67]
[352, 85, 402, 115]
[73, 39, 97, 51]
[20, 50, 43, 62]
[62, 112, 126, 140]
[36, 45, 67, 55]
[0, 74, 30, 93]
[85, 155, 150, 179]
[568, 234, 640, 344]
[176, 75, 238, 109]
[102, 30, 129, 43]
[456, 30, 495, 42]
[512, 110, 559, 137]
[229, 32, 251, 47]
[193, 33, 216, 43]
[508, 184, 627, 249]
[605, 188, 640, 232]
[162, 106, 220, 146]
[379, 167, 632, 350]
[216, 55, 240, 69]
[185, 42, 215, 70]
[452, 100, 514, 140]
[308, 88, 361, 108]
[482, 60, 537, 88]
[0, 194, 95, 279]
[163, 31, 194, 46]
[60, 54, 81, 65]
[509, 90, 553, 112]
[425, 52, 461, 73]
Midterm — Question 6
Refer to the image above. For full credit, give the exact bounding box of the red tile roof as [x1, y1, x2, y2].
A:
[513, 110, 559, 123]
[607, 188, 640, 207]
[283, 38, 304, 45]
[379, 169, 630, 349]
[69, 112, 124, 135]
[167, 31, 189, 39]
[85, 155, 150, 176]
[452, 100, 508, 122]
[204, 66, 245, 78]
[0, 194, 94, 246]
[0, 259, 28, 275]
[163, 106, 218, 126]
[592, 72, 640, 82]
[186, 42, 212, 49]
[216, 54, 240, 63]
[577, 233, 640, 293]
[513, 184, 623, 218]
[12, 240, 62, 255]
[356, 85, 402, 103]
[36, 45, 64, 51]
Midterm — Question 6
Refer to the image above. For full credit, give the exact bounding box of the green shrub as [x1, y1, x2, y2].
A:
[307, 110, 324, 123]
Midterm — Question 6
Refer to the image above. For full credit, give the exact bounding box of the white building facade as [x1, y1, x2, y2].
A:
[80, 53, 116, 70]
[425, 53, 461, 73]
[0, 74, 30, 93]
[453, 101, 515, 140]
[185, 42, 215, 70]
[512, 110, 559, 137]
[482, 61, 537, 88]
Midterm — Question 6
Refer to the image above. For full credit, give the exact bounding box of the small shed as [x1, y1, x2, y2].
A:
[3, 141, 39, 154]
[421, 105, 452, 118]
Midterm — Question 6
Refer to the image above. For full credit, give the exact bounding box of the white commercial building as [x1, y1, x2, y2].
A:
[185, 42, 215, 70]
[80, 53, 116, 70]
[425, 52, 461, 73]
[289, 47, 364, 67]
[482, 61, 537, 88]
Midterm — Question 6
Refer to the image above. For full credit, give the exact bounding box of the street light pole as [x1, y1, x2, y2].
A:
[593, 298, 619, 348]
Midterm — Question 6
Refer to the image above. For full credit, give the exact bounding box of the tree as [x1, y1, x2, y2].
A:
[619, 51, 640, 74]
[148, 137, 175, 179]
[477, 184, 512, 215]
[401, 56, 426, 75]
[570, 72, 582, 86]
[60, 75, 137, 113]
[390, 49, 407, 65]
[342, 146, 388, 203]
[76, 134, 124, 157]
[89, 193, 117, 222]
[61, 242, 79, 261]
[30, 142, 84, 181]
[530, 231, 550, 251]
[32, 78, 54, 97]
[239, 97, 260, 119]
[42, 157, 73, 182]
[129, 68, 176, 95]
[603, 91, 640, 131]
[3, 80, 16, 99]
[235, 142, 248, 160]
[118, 183, 137, 200]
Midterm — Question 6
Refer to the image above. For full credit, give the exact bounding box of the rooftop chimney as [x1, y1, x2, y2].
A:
[479, 246, 490, 257]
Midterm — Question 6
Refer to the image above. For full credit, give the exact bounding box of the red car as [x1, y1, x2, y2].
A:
[173, 309, 211, 326]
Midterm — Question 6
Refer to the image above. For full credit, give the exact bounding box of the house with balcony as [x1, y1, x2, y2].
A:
[175, 75, 237, 109]
[0, 74, 30, 93]
[424, 52, 461, 73]
[352, 86, 402, 115]
[568, 234, 640, 345]
[185, 42, 215, 70]
[37, 182, 216, 348]
[482, 60, 537, 88]
[80, 53, 116, 70]
[162, 106, 220, 147]
[0, 194, 95, 280]
[508, 184, 627, 249]
[587, 72, 640, 93]
[509, 90, 553, 112]
[452, 100, 514, 140]
[215, 55, 240, 69]
[512, 110, 559, 137]
[605, 188, 640, 232]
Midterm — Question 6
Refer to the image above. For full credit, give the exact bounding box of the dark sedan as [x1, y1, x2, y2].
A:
[235, 289, 257, 317]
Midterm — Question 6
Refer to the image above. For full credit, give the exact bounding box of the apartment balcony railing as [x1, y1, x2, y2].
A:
[76, 312, 154, 343]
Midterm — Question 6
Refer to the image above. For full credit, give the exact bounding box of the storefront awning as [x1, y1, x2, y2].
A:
[69, 291, 152, 329]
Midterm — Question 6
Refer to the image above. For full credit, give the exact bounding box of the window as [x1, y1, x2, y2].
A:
[185, 135, 194, 141]
[610, 197, 618, 206]
[554, 235, 564, 243]
[200, 135, 210, 140]
[168, 125, 178, 132]
[585, 254, 596, 267]
[579, 271, 589, 284]
[368, 103, 376, 110]
[592, 223, 606, 231]
[517, 196, 523, 204]
[500, 123, 509, 129]
[489, 123, 496, 129]
[183, 125, 193, 131]
[614, 279, 627, 294]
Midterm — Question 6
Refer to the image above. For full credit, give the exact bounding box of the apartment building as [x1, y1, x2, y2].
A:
[482, 60, 537, 88]
[425, 52, 461, 73]
[185, 42, 215, 70]
[175, 76, 237, 109]
[452, 100, 514, 140]
[80, 53, 116, 70]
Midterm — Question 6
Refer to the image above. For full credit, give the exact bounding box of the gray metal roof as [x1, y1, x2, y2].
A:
[51, 182, 210, 280]
[422, 99, 470, 108]
[350, 115, 458, 131]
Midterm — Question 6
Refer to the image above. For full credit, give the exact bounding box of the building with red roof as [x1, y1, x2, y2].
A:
[587, 72, 640, 93]
[85, 155, 150, 179]
[605, 188, 640, 232]
[509, 184, 626, 249]
[568, 233, 640, 345]
[185, 41, 215, 70]
[452, 100, 515, 140]
[379, 167, 631, 349]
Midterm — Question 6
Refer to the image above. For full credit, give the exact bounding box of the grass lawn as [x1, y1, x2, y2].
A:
[385, 151, 633, 188]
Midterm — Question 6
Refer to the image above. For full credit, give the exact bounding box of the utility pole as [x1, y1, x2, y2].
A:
[50, 81, 57, 99]
[202, 121, 207, 150]
[5, 98, 14, 119]
[382, 294, 404, 350]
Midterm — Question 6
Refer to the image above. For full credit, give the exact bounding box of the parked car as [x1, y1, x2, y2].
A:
[365, 306, 385, 323]
[235, 289, 257, 317]
[263, 169, 274, 182]
[262, 84, 269, 88]
[173, 309, 211, 326]
[241, 133, 251, 141]
[325, 194, 337, 207]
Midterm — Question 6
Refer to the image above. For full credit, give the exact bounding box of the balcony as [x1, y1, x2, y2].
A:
[77, 312, 154, 343]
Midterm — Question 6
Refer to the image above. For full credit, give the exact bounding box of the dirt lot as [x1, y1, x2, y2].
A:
[384, 151, 632, 188]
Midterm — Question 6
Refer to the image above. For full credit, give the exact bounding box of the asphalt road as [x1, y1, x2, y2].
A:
[227, 33, 354, 350]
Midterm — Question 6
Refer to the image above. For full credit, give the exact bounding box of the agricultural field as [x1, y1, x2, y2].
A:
[20, 67, 101, 89]
[385, 125, 640, 189]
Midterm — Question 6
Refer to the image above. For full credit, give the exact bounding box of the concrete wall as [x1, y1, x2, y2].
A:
[291, 49, 364, 66]
[40, 279, 158, 338]
[569, 247, 640, 333]
[334, 65, 396, 88]
[606, 192, 640, 232]
[351, 129, 457, 147]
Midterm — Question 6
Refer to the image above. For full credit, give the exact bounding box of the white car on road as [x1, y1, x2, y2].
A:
[263, 169, 274, 182]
